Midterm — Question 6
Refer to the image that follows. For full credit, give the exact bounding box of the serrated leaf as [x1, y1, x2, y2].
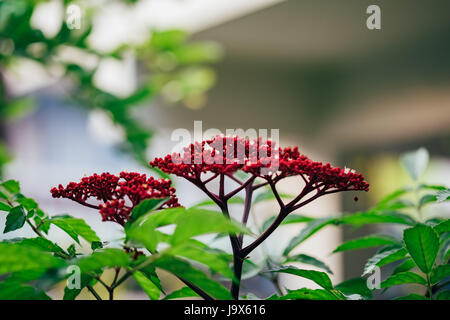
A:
[283, 217, 337, 255]
[163, 287, 199, 300]
[262, 214, 314, 232]
[0, 242, 65, 275]
[152, 256, 231, 300]
[363, 246, 408, 276]
[133, 271, 161, 300]
[283, 254, 333, 274]
[381, 271, 427, 289]
[76, 249, 131, 273]
[430, 265, 450, 284]
[269, 288, 339, 300]
[4, 206, 26, 233]
[403, 224, 439, 274]
[268, 266, 333, 290]
[333, 234, 399, 253]
[400, 148, 429, 181]
[392, 259, 416, 275]
[335, 277, 372, 300]
[50, 216, 100, 244]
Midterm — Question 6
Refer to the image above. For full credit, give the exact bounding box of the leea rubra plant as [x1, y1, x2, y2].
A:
[3, 137, 446, 300]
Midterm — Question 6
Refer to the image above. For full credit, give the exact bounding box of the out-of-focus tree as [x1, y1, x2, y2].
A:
[0, 0, 222, 177]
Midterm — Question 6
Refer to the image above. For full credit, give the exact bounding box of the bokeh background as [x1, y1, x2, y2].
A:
[1, 0, 449, 299]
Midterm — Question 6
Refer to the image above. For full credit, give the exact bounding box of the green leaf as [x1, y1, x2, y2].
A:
[18, 237, 64, 254]
[127, 207, 248, 252]
[163, 287, 199, 300]
[419, 194, 437, 208]
[400, 147, 429, 181]
[139, 265, 164, 293]
[333, 234, 399, 253]
[253, 191, 293, 204]
[128, 197, 169, 225]
[363, 246, 408, 276]
[375, 187, 412, 210]
[0, 202, 11, 212]
[419, 184, 447, 191]
[381, 271, 427, 288]
[0, 282, 50, 300]
[392, 259, 416, 275]
[168, 241, 234, 279]
[191, 197, 244, 208]
[171, 208, 249, 245]
[268, 266, 333, 291]
[152, 256, 231, 300]
[283, 217, 337, 255]
[403, 224, 439, 274]
[283, 254, 333, 274]
[50, 216, 100, 244]
[0, 242, 64, 275]
[335, 277, 372, 300]
[269, 288, 339, 300]
[4, 206, 26, 233]
[339, 210, 416, 227]
[16, 197, 38, 211]
[262, 214, 314, 232]
[430, 265, 450, 284]
[1, 180, 20, 194]
[91, 241, 103, 251]
[394, 294, 428, 300]
[434, 219, 450, 235]
[133, 271, 161, 300]
[76, 249, 131, 273]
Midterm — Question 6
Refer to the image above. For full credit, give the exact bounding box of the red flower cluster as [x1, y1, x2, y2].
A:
[51, 172, 180, 225]
[150, 135, 369, 193]
[150, 135, 278, 180]
[277, 146, 369, 192]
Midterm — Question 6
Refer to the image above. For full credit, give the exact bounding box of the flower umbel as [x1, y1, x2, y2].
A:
[51, 172, 180, 225]
[150, 134, 369, 300]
